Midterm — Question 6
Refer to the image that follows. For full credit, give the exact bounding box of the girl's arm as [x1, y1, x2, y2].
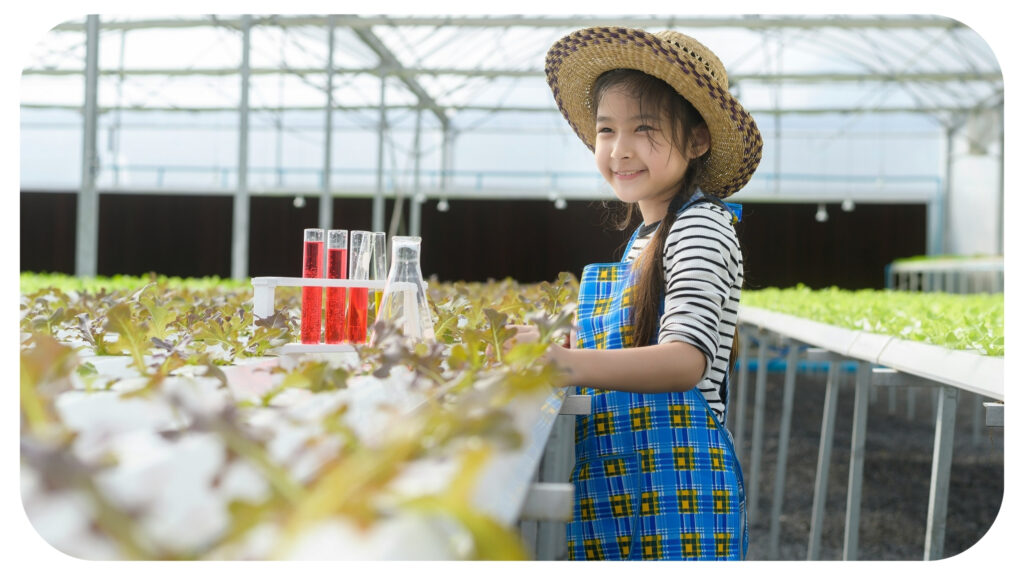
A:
[547, 341, 706, 393]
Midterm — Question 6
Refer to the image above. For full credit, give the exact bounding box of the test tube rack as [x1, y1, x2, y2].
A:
[252, 276, 387, 354]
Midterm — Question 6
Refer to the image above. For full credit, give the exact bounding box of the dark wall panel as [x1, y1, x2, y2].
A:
[737, 202, 927, 290]
[20, 191, 926, 290]
[21, 192, 77, 274]
[96, 194, 233, 278]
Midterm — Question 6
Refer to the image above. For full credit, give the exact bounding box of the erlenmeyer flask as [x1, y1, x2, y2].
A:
[376, 236, 435, 340]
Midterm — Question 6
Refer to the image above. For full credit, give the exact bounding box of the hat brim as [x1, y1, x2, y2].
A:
[545, 27, 762, 198]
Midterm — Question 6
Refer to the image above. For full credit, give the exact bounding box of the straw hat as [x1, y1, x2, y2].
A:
[545, 26, 762, 198]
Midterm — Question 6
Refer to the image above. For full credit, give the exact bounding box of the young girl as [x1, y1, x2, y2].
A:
[529, 27, 763, 560]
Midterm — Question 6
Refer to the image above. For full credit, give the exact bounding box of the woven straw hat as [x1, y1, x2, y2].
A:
[545, 27, 762, 198]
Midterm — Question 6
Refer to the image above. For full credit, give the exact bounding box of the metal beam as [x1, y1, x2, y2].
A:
[231, 15, 252, 281]
[351, 27, 449, 131]
[74, 15, 100, 278]
[20, 102, 989, 117]
[923, 386, 958, 560]
[319, 15, 335, 232]
[22, 67, 1002, 84]
[51, 15, 966, 32]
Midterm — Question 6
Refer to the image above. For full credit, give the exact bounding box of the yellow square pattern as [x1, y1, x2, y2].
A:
[638, 448, 656, 473]
[670, 404, 691, 428]
[584, 538, 604, 560]
[579, 497, 596, 521]
[594, 411, 615, 436]
[713, 490, 731, 514]
[710, 447, 725, 471]
[641, 535, 663, 560]
[622, 328, 634, 347]
[594, 330, 608, 349]
[630, 406, 652, 431]
[597, 268, 618, 282]
[640, 491, 659, 516]
[603, 458, 626, 477]
[673, 446, 695, 470]
[715, 533, 732, 557]
[707, 413, 718, 428]
[593, 297, 613, 316]
[677, 488, 698, 513]
[682, 533, 702, 558]
[610, 494, 633, 518]
[616, 535, 632, 559]
[621, 286, 633, 308]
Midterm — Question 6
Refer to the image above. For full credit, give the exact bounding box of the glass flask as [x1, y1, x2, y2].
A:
[346, 230, 373, 343]
[376, 236, 435, 340]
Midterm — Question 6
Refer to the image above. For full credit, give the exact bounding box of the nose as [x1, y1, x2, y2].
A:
[610, 133, 632, 160]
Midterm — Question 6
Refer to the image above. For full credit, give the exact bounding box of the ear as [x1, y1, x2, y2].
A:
[689, 124, 711, 159]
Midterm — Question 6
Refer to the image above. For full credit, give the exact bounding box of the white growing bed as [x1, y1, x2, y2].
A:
[22, 346, 569, 560]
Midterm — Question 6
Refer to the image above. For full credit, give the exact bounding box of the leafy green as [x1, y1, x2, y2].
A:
[743, 284, 1004, 356]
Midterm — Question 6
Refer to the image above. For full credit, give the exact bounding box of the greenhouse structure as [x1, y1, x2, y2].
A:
[20, 14, 1004, 563]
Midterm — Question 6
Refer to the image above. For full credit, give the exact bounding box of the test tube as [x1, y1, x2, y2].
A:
[346, 230, 373, 343]
[371, 231, 387, 322]
[325, 230, 348, 344]
[300, 228, 325, 344]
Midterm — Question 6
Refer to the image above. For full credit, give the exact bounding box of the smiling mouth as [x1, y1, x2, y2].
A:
[614, 170, 645, 177]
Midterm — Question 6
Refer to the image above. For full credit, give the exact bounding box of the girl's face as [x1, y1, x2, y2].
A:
[594, 87, 704, 224]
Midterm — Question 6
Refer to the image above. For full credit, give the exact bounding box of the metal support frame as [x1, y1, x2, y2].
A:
[319, 16, 335, 231]
[768, 342, 799, 559]
[523, 393, 586, 560]
[807, 360, 841, 560]
[748, 331, 770, 525]
[984, 402, 1004, 427]
[231, 15, 252, 281]
[75, 15, 100, 277]
[373, 76, 387, 233]
[410, 108, 424, 237]
[924, 386, 958, 560]
[842, 361, 871, 560]
[731, 327, 752, 462]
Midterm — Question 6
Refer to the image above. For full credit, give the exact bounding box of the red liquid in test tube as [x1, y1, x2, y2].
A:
[347, 288, 368, 343]
[325, 230, 348, 344]
[300, 228, 324, 344]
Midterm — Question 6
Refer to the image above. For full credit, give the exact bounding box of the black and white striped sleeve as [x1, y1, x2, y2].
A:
[657, 203, 742, 382]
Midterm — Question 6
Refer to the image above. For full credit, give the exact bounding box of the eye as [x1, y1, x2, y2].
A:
[636, 124, 655, 132]
[596, 126, 613, 134]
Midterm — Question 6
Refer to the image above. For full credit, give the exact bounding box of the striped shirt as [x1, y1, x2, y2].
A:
[625, 201, 743, 424]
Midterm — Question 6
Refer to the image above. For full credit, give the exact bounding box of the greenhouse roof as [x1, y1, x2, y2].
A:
[22, 14, 1003, 129]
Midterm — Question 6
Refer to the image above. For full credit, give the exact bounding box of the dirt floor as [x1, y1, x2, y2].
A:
[733, 366, 1004, 561]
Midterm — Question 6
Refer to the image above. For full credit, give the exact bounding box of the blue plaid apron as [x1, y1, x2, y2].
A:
[567, 195, 747, 561]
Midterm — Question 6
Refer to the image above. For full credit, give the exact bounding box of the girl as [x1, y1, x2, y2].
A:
[528, 27, 763, 560]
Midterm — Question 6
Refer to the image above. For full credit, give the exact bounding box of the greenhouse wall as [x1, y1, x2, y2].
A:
[21, 191, 925, 289]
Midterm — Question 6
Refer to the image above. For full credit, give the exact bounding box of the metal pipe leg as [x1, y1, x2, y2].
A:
[769, 343, 799, 559]
[808, 360, 840, 560]
[748, 333, 770, 525]
[924, 387, 958, 560]
[732, 330, 751, 463]
[843, 362, 871, 561]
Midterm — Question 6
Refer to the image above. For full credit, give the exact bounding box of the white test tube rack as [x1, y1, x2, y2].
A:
[251, 276, 389, 354]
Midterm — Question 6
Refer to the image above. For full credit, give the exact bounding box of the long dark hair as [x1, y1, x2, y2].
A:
[591, 69, 708, 348]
